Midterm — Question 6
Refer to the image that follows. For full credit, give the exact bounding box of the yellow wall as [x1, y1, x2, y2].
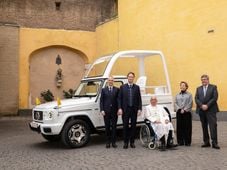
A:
[19, 1, 227, 110]
[19, 28, 96, 109]
[96, 0, 227, 110]
[96, 18, 119, 57]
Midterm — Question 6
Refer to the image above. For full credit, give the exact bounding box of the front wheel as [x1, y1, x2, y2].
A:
[148, 141, 156, 150]
[61, 119, 90, 148]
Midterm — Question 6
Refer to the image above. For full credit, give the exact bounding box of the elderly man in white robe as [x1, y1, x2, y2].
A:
[144, 96, 176, 150]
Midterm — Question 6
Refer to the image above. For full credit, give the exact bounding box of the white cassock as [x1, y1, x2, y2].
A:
[144, 104, 174, 140]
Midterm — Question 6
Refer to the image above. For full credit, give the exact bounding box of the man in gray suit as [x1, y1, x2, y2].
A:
[195, 74, 220, 149]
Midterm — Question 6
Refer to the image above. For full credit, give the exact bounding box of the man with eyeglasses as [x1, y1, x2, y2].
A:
[118, 72, 142, 149]
[195, 74, 220, 149]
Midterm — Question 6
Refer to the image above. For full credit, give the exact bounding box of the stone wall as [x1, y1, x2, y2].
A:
[0, 0, 117, 31]
[0, 24, 19, 115]
[0, 0, 117, 115]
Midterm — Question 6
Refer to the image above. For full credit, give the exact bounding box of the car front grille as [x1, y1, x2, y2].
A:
[34, 111, 43, 121]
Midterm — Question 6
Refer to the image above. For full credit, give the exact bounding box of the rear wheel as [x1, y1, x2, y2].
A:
[139, 124, 151, 147]
[61, 119, 90, 148]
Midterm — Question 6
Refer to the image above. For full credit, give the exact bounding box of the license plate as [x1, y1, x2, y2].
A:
[30, 122, 39, 128]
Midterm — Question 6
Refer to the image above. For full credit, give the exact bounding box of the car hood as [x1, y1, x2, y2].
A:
[34, 98, 95, 110]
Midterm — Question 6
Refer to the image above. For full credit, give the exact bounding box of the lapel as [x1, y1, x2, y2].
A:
[205, 84, 211, 98]
[132, 84, 137, 94]
[124, 84, 129, 100]
[201, 84, 210, 99]
[112, 86, 115, 93]
[198, 86, 204, 100]
[111, 86, 115, 95]
[105, 86, 111, 95]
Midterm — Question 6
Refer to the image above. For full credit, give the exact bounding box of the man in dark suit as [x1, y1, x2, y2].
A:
[195, 74, 220, 149]
[118, 72, 142, 149]
[100, 76, 119, 148]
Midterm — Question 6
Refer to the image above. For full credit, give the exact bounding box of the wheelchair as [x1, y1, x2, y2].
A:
[140, 107, 175, 150]
[139, 120, 159, 149]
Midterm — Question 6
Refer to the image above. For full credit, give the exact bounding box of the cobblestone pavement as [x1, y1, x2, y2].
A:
[0, 117, 227, 170]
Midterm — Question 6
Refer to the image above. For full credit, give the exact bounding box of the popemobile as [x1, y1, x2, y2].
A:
[29, 50, 175, 148]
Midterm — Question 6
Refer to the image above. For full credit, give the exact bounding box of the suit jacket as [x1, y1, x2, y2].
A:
[195, 84, 219, 114]
[100, 86, 119, 114]
[118, 83, 142, 112]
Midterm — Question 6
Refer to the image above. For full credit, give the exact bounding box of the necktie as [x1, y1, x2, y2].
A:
[128, 85, 133, 106]
[203, 86, 207, 97]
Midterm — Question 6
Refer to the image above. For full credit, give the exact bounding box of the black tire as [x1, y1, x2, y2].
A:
[42, 134, 61, 142]
[148, 141, 156, 150]
[139, 124, 151, 147]
[61, 119, 90, 148]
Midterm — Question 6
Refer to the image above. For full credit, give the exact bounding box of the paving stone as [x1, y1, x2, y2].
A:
[0, 117, 227, 170]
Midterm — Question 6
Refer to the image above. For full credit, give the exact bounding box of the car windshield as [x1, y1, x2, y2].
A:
[85, 55, 112, 78]
[74, 80, 103, 97]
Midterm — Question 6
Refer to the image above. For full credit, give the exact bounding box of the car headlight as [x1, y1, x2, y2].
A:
[43, 111, 55, 120]
[48, 111, 53, 119]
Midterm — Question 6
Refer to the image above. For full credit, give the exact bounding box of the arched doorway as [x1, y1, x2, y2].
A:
[29, 46, 87, 107]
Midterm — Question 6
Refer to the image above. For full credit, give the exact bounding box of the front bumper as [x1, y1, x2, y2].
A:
[29, 121, 63, 135]
[29, 122, 41, 133]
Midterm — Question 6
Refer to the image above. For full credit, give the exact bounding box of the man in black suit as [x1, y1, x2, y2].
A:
[118, 72, 142, 149]
[100, 76, 119, 148]
[195, 74, 220, 149]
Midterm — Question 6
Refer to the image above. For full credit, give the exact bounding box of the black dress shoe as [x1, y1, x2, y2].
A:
[212, 144, 220, 149]
[123, 143, 128, 149]
[201, 143, 211, 147]
[106, 143, 110, 148]
[112, 143, 118, 148]
[167, 143, 178, 149]
[130, 143, 136, 148]
[178, 141, 184, 146]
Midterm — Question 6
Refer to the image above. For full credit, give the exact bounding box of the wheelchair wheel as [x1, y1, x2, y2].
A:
[139, 124, 151, 147]
[148, 141, 156, 150]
